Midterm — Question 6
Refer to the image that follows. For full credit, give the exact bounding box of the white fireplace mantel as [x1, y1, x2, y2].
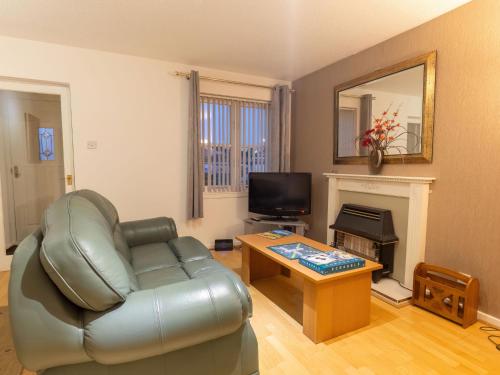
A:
[324, 173, 436, 288]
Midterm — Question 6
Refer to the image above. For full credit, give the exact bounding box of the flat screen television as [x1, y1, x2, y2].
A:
[248, 172, 311, 219]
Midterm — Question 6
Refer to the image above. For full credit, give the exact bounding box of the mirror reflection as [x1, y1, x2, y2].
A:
[337, 65, 424, 157]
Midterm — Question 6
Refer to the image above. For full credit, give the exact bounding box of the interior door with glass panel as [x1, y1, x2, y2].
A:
[0, 90, 65, 244]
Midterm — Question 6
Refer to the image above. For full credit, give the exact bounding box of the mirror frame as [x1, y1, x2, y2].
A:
[333, 51, 436, 164]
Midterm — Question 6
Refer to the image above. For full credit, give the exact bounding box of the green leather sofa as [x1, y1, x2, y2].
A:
[9, 190, 259, 374]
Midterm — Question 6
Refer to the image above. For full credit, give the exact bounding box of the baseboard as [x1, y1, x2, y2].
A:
[0, 254, 12, 272]
[478, 310, 500, 328]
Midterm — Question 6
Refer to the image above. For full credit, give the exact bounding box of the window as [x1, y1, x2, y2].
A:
[38, 127, 55, 161]
[201, 96, 269, 192]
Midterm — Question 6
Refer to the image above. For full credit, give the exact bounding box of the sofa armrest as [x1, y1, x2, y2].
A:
[83, 274, 249, 365]
[120, 217, 177, 247]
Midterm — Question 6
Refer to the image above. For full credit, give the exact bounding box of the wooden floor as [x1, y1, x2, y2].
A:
[212, 249, 500, 375]
[1, 250, 499, 374]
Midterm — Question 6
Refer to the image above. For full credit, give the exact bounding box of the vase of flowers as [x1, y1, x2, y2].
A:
[357, 104, 416, 175]
[368, 148, 384, 174]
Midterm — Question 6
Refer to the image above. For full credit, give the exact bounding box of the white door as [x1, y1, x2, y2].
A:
[0, 81, 74, 271]
[0, 91, 66, 243]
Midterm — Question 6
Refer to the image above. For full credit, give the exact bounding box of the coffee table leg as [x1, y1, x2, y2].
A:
[302, 272, 372, 343]
[241, 244, 281, 286]
[241, 245, 251, 285]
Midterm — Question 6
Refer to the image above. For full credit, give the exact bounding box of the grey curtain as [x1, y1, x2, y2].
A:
[187, 70, 203, 219]
[359, 94, 373, 156]
[270, 85, 291, 172]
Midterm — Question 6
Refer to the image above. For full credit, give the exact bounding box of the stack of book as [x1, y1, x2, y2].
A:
[267, 242, 319, 260]
[257, 229, 294, 240]
[299, 250, 365, 275]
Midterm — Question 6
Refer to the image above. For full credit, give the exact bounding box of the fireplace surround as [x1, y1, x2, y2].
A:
[325, 173, 435, 289]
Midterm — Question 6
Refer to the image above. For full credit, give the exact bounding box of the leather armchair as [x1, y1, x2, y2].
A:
[9, 190, 259, 375]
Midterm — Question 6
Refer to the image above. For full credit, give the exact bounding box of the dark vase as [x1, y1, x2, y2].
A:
[368, 149, 384, 175]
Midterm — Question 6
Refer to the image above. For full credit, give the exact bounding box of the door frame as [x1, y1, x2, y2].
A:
[0, 77, 75, 271]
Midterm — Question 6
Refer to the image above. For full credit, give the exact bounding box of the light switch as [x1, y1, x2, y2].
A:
[87, 141, 98, 149]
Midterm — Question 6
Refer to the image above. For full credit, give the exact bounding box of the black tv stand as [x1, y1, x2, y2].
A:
[244, 217, 309, 236]
[260, 216, 299, 222]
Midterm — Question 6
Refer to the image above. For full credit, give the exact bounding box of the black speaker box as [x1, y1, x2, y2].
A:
[214, 239, 233, 251]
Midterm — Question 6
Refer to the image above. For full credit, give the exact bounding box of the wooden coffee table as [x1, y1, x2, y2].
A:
[236, 233, 382, 343]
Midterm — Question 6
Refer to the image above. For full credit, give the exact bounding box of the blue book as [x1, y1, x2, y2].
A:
[271, 229, 293, 237]
[267, 242, 321, 260]
[299, 250, 365, 275]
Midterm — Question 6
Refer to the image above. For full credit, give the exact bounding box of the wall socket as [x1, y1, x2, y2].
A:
[87, 141, 98, 149]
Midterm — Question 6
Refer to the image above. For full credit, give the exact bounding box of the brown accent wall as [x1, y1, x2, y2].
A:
[291, 0, 500, 317]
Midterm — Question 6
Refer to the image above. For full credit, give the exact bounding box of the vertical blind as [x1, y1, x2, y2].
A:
[200, 96, 269, 192]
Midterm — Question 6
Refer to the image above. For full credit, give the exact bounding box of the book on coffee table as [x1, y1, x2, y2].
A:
[257, 229, 294, 240]
[299, 250, 365, 275]
[267, 242, 321, 260]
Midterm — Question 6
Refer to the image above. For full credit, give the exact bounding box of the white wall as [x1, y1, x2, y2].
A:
[0, 35, 288, 269]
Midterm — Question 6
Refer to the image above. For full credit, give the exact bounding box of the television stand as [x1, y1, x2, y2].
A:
[244, 217, 309, 236]
[260, 216, 299, 222]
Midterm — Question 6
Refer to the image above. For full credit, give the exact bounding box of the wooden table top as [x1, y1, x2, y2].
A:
[236, 233, 382, 284]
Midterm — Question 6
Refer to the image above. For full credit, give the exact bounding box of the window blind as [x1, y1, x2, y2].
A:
[200, 96, 269, 192]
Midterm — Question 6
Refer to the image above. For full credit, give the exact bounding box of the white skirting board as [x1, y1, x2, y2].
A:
[371, 278, 412, 307]
[0, 254, 12, 271]
[478, 310, 500, 328]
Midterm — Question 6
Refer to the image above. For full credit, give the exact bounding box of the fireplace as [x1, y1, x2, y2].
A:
[331, 204, 398, 283]
[324, 173, 435, 306]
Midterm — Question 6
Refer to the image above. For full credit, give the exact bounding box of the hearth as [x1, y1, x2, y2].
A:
[330, 204, 398, 283]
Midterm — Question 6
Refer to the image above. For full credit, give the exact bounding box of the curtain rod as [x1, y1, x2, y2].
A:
[200, 92, 271, 104]
[174, 71, 295, 93]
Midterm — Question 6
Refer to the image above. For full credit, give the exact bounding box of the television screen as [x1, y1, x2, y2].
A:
[248, 172, 311, 217]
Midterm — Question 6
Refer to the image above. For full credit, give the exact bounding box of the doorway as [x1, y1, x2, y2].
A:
[0, 80, 74, 270]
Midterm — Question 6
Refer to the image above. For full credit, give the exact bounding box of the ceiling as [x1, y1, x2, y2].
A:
[360, 65, 425, 97]
[0, 0, 470, 81]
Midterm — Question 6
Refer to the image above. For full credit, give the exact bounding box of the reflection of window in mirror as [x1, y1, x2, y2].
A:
[338, 108, 358, 157]
[407, 121, 422, 154]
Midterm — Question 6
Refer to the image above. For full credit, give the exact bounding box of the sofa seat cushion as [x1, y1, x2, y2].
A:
[136, 266, 190, 289]
[168, 237, 212, 263]
[130, 243, 180, 274]
[182, 258, 231, 279]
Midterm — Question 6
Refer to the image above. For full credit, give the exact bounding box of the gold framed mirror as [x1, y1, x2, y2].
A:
[333, 51, 436, 164]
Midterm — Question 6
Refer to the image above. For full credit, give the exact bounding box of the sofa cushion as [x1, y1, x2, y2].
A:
[130, 243, 180, 274]
[136, 266, 190, 289]
[40, 194, 132, 311]
[74, 190, 132, 262]
[112, 225, 132, 262]
[182, 258, 231, 279]
[168, 237, 212, 263]
[73, 190, 119, 229]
